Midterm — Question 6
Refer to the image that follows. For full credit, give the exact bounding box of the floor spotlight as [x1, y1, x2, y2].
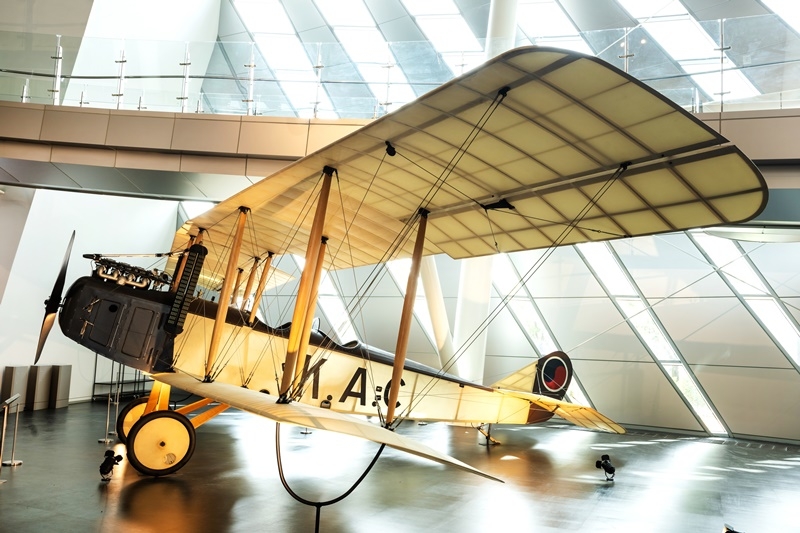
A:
[99, 450, 123, 481]
[595, 454, 615, 481]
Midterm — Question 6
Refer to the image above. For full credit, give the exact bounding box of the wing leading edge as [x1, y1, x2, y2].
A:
[152, 372, 502, 482]
[173, 46, 767, 281]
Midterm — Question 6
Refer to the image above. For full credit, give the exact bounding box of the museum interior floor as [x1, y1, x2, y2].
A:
[0, 394, 795, 532]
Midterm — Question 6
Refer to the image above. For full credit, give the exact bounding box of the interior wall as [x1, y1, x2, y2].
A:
[0, 0, 94, 104]
[0, 187, 179, 401]
[0, 0, 94, 36]
[0, 186, 34, 304]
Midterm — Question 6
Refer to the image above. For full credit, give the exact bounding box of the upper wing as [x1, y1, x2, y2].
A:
[175, 46, 767, 278]
[153, 372, 501, 482]
[497, 388, 626, 434]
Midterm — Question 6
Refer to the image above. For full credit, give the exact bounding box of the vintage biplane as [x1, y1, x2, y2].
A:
[35, 46, 766, 490]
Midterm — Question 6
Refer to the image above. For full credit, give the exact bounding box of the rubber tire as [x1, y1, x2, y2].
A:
[116, 397, 149, 445]
[126, 410, 196, 477]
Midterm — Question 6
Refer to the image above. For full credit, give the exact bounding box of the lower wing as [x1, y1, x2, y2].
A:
[153, 372, 502, 482]
[497, 388, 626, 434]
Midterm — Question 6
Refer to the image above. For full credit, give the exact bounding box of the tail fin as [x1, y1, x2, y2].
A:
[491, 351, 573, 400]
[493, 352, 625, 433]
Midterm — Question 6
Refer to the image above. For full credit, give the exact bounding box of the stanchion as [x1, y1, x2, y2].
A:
[98, 362, 114, 444]
[111, 362, 123, 438]
[0, 393, 21, 484]
[2, 400, 23, 466]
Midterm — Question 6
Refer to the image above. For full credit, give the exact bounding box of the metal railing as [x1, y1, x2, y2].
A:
[2, 14, 800, 119]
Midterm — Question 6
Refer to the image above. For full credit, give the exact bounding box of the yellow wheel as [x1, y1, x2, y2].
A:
[116, 398, 148, 445]
[126, 410, 196, 476]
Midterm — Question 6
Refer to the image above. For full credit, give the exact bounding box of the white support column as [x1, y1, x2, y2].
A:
[485, 0, 519, 60]
[451, 0, 518, 384]
[420, 256, 454, 371]
[453, 255, 494, 383]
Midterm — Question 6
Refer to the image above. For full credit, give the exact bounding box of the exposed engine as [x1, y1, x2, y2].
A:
[84, 254, 171, 290]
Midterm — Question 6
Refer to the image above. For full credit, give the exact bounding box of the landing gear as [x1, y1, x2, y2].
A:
[477, 423, 501, 446]
[126, 410, 196, 476]
[116, 397, 149, 445]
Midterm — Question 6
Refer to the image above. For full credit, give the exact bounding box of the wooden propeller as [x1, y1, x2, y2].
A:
[35, 231, 75, 364]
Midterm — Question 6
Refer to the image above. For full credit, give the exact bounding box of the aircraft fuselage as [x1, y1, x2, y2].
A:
[59, 273, 565, 426]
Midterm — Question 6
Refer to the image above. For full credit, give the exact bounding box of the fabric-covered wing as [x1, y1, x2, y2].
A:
[153, 372, 501, 482]
[174, 46, 767, 278]
[498, 388, 626, 434]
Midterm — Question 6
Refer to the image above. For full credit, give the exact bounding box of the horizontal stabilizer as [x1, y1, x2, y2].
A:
[153, 372, 502, 482]
[497, 388, 626, 434]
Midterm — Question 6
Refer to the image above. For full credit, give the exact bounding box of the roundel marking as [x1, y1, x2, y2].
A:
[542, 356, 568, 392]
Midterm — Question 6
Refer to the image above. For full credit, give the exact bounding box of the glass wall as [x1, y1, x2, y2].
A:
[3, 9, 800, 117]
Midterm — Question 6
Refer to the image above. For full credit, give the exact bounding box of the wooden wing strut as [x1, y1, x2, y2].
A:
[386, 209, 428, 427]
[205, 207, 248, 380]
[280, 168, 334, 399]
[247, 252, 274, 325]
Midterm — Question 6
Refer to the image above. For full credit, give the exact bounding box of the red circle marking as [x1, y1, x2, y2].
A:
[543, 357, 568, 392]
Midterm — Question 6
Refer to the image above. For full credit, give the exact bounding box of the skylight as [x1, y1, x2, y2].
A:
[233, 0, 295, 33]
[616, 0, 759, 102]
[663, 363, 727, 434]
[414, 16, 482, 53]
[616, 298, 679, 362]
[617, 0, 684, 18]
[252, 34, 336, 118]
[332, 27, 416, 112]
[517, 0, 593, 55]
[315, 0, 375, 27]
[747, 299, 800, 365]
[400, 0, 481, 74]
[518, 0, 582, 36]
[234, 0, 336, 118]
[401, 0, 459, 16]
[761, 1, 800, 34]
[318, 0, 416, 112]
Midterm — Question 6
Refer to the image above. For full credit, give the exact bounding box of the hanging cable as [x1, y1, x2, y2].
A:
[275, 423, 385, 533]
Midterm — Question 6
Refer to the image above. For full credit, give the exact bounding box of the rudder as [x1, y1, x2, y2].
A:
[491, 350, 573, 400]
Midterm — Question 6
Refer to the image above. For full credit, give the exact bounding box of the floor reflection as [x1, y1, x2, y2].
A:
[1, 402, 798, 532]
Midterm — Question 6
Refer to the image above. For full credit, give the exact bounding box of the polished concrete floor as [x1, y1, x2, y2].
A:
[0, 397, 796, 532]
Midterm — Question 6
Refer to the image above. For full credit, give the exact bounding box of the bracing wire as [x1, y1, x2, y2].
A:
[341, 88, 511, 329]
[214, 171, 328, 390]
[283, 88, 511, 420]
[320, 167, 388, 404]
[392, 163, 629, 427]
